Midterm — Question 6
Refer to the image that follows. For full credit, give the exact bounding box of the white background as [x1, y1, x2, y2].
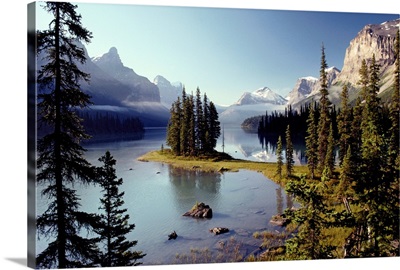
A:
[1, 0, 399, 269]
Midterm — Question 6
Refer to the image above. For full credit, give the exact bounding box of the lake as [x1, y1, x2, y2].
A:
[36, 127, 298, 265]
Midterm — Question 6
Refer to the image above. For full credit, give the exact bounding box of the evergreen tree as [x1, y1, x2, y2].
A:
[188, 94, 196, 156]
[337, 84, 352, 165]
[285, 125, 294, 177]
[284, 176, 334, 260]
[166, 97, 182, 155]
[305, 102, 318, 179]
[387, 29, 400, 181]
[166, 88, 220, 156]
[180, 89, 190, 156]
[358, 59, 369, 100]
[317, 44, 331, 172]
[207, 101, 221, 151]
[356, 55, 394, 256]
[195, 87, 205, 152]
[202, 92, 210, 152]
[337, 147, 355, 200]
[95, 151, 145, 267]
[36, 2, 99, 268]
[276, 136, 283, 181]
[322, 123, 335, 181]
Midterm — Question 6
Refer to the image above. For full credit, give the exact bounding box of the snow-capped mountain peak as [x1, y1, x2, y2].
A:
[235, 87, 287, 106]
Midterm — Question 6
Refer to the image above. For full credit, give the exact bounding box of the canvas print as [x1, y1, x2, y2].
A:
[27, 1, 399, 269]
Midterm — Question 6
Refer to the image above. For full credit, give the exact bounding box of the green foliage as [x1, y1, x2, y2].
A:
[317, 45, 332, 173]
[276, 136, 283, 180]
[305, 103, 318, 179]
[284, 175, 335, 260]
[166, 87, 221, 156]
[322, 123, 335, 180]
[337, 84, 352, 165]
[285, 125, 294, 177]
[95, 151, 145, 267]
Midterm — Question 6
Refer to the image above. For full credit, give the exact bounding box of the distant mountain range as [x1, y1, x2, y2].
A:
[36, 18, 399, 128]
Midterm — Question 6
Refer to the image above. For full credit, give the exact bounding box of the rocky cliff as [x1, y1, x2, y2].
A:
[333, 18, 399, 94]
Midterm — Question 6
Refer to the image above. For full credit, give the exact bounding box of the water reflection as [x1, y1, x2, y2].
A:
[257, 133, 307, 165]
[276, 187, 283, 216]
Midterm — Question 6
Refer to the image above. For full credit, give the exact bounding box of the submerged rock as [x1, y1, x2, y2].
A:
[183, 202, 213, 219]
[209, 227, 229, 235]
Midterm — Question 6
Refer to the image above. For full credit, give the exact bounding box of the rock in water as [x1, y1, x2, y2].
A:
[209, 227, 229, 235]
[168, 231, 177, 240]
[183, 202, 213, 219]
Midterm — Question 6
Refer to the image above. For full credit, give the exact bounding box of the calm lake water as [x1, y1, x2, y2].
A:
[36, 128, 298, 265]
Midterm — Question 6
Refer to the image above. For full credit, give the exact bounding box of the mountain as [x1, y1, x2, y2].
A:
[92, 47, 160, 104]
[286, 76, 319, 105]
[153, 75, 183, 108]
[235, 87, 287, 106]
[61, 43, 170, 127]
[289, 18, 399, 108]
[219, 87, 287, 126]
[333, 19, 399, 93]
[287, 67, 341, 106]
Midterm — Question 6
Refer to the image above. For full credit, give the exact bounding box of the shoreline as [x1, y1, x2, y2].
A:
[137, 149, 309, 186]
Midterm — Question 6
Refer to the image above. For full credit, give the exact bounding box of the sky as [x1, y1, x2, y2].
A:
[34, 1, 399, 106]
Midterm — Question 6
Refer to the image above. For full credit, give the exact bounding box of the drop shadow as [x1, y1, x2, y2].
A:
[5, 258, 27, 267]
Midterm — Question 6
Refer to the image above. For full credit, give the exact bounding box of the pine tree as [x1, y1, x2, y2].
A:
[285, 125, 294, 177]
[180, 89, 190, 156]
[387, 29, 400, 180]
[195, 87, 205, 152]
[305, 102, 318, 179]
[321, 123, 335, 181]
[166, 97, 182, 155]
[95, 151, 145, 267]
[36, 2, 99, 268]
[207, 101, 221, 152]
[276, 136, 283, 181]
[188, 94, 196, 156]
[284, 176, 334, 260]
[356, 55, 393, 256]
[358, 59, 369, 100]
[201, 92, 209, 152]
[337, 84, 352, 165]
[317, 44, 331, 172]
[337, 147, 355, 200]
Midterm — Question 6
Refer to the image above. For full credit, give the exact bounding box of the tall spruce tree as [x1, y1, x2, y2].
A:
[305, 102, 318, 179]
[356, 55, 391, 256]
[387, 29, 400, 180]
[207, 101, 221, 152]
[321, 123, 335, 181]
[166, 96, 182, 155]
[358, 59, 369, 100]
[180, 89, 190, 156]
[36, 2, 99, 268]
[337, 147, 355, 201]
[95, 151, 145, 267]
[202, 92, 210, 152]
[195, 87, 205, 152]
[337, 84, 352, 165]
[317, 44, 331, 173]
[276, 135, 283, 181]
[285, 125, 294, 177]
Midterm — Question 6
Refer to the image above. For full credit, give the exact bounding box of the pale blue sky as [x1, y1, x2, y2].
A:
[35, 1, 399, 105]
